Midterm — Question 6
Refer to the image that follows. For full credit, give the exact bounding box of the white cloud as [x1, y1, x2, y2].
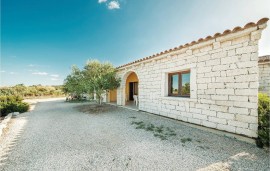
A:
[98, 0, 107, 3]
[108, 1, 120, 10]
[0, 70, 6, 73]
[51, 78, 59, 81]
[32, 72, 48, 76]
[27, 64, 50, 68]
[28, 69, 38, 72]
[50, 74, 59, 78]
[9, 72, 16, 75]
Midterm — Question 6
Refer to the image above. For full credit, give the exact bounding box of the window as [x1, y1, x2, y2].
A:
[168, 71, 190, 97]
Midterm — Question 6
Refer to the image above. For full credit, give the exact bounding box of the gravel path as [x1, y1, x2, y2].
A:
[0, 100, 269, 171]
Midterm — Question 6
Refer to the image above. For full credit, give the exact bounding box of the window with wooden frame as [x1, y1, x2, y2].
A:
[168, 70, 190, 97]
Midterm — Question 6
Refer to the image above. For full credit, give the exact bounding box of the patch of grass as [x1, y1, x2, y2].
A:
[131, 121, 177, 140]
[154, 134, 167, 140]
[165, 132, 177, 136]
[129, 116, 136, 119]
[131, 121, 145, 129]
[155, 126, 164, 133]
[198, 146, 210, 150]
[146, 124, 155, 131]
[131, 121, 144, 125]
[196, 140, 201, 143]
[136, 123, 145, 129]
[166, 127, 174, 132]
[181, 138, 192, 143]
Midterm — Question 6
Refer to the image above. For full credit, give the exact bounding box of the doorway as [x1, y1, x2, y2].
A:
[129, 82, 138, 101]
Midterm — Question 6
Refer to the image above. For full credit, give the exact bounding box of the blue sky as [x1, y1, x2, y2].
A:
[1, 0, 270, 86]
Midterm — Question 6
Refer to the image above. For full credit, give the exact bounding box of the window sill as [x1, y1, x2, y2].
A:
[160, 96, 197, 102]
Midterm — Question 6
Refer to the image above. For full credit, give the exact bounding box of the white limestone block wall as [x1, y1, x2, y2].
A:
[259, 57, 270, 96]
[116, 19, 268, 138]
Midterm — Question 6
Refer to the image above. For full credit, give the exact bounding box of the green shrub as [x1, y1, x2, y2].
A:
[0, 84, 64, 98]
[258, 93, 270, 147]
[0, 95, 30, 117]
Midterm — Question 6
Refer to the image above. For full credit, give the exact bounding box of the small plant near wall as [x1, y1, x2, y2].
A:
[256, 93, 270, 148]
[131, 121, 177, 140]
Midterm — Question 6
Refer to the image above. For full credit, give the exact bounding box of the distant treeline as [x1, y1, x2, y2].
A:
[0, 84, 64, 98]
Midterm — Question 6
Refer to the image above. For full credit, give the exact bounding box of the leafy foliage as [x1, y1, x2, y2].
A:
[258, 93, 270, 147]
[0, 95, 30, 117]
[63, 66, 86, 100]
[181, 83, 190, 95]
[64, 60, 121, 104]
[0, 84, 63, 117]
[83, 60, 121, 104]
[0, 84, 64, 98]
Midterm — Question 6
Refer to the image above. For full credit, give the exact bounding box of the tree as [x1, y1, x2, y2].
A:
[181, 83, 190, 95]
[63, 65, 86, 99]
[83, 60, 121, 105]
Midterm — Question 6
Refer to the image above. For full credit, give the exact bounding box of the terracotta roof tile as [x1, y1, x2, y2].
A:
[244, 22, 256, 28]
[214, 33, 222, 37]
[232, 26, 242, 32]
[222, 29, 231, 35]
[257, 18, 269, 25]
[259, 55, 270, 63]
[117, 18, 269, 69]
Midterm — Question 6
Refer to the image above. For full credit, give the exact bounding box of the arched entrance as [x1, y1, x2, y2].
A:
[122, 71, 139, 109]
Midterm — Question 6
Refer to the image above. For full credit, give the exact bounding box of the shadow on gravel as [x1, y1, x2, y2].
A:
[74, 103, 117, 114]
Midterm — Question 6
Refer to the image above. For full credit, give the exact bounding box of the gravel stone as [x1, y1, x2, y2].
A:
[0, 100, 269, 171]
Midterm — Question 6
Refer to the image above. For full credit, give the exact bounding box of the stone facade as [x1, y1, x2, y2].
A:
[259, 56, 270, 96]
[112, 18, 268, 138]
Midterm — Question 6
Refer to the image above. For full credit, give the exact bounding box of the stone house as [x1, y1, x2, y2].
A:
[106, 18, 269, 138]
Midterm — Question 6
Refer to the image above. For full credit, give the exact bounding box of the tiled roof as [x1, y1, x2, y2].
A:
[117, 18, 269, 69]
[259, 55, 270, 63]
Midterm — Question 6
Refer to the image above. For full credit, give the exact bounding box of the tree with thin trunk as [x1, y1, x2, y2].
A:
[63, 65, 86, 99]
[83, 60, 121, 105]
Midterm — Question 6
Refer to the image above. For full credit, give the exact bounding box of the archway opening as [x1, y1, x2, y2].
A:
[125, 72, 139, 107]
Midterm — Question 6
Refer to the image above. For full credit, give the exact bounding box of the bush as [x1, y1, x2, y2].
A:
[0, 95, 23, 103]
[0, 95, 30, 117]
[0, 84, 64, 98]
[257, 93, 270, 147]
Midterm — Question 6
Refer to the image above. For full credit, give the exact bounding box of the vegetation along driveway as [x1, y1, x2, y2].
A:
[0, 100, 269, 170]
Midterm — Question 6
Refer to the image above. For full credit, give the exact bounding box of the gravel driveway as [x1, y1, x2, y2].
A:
[0, 100, 269, 171]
